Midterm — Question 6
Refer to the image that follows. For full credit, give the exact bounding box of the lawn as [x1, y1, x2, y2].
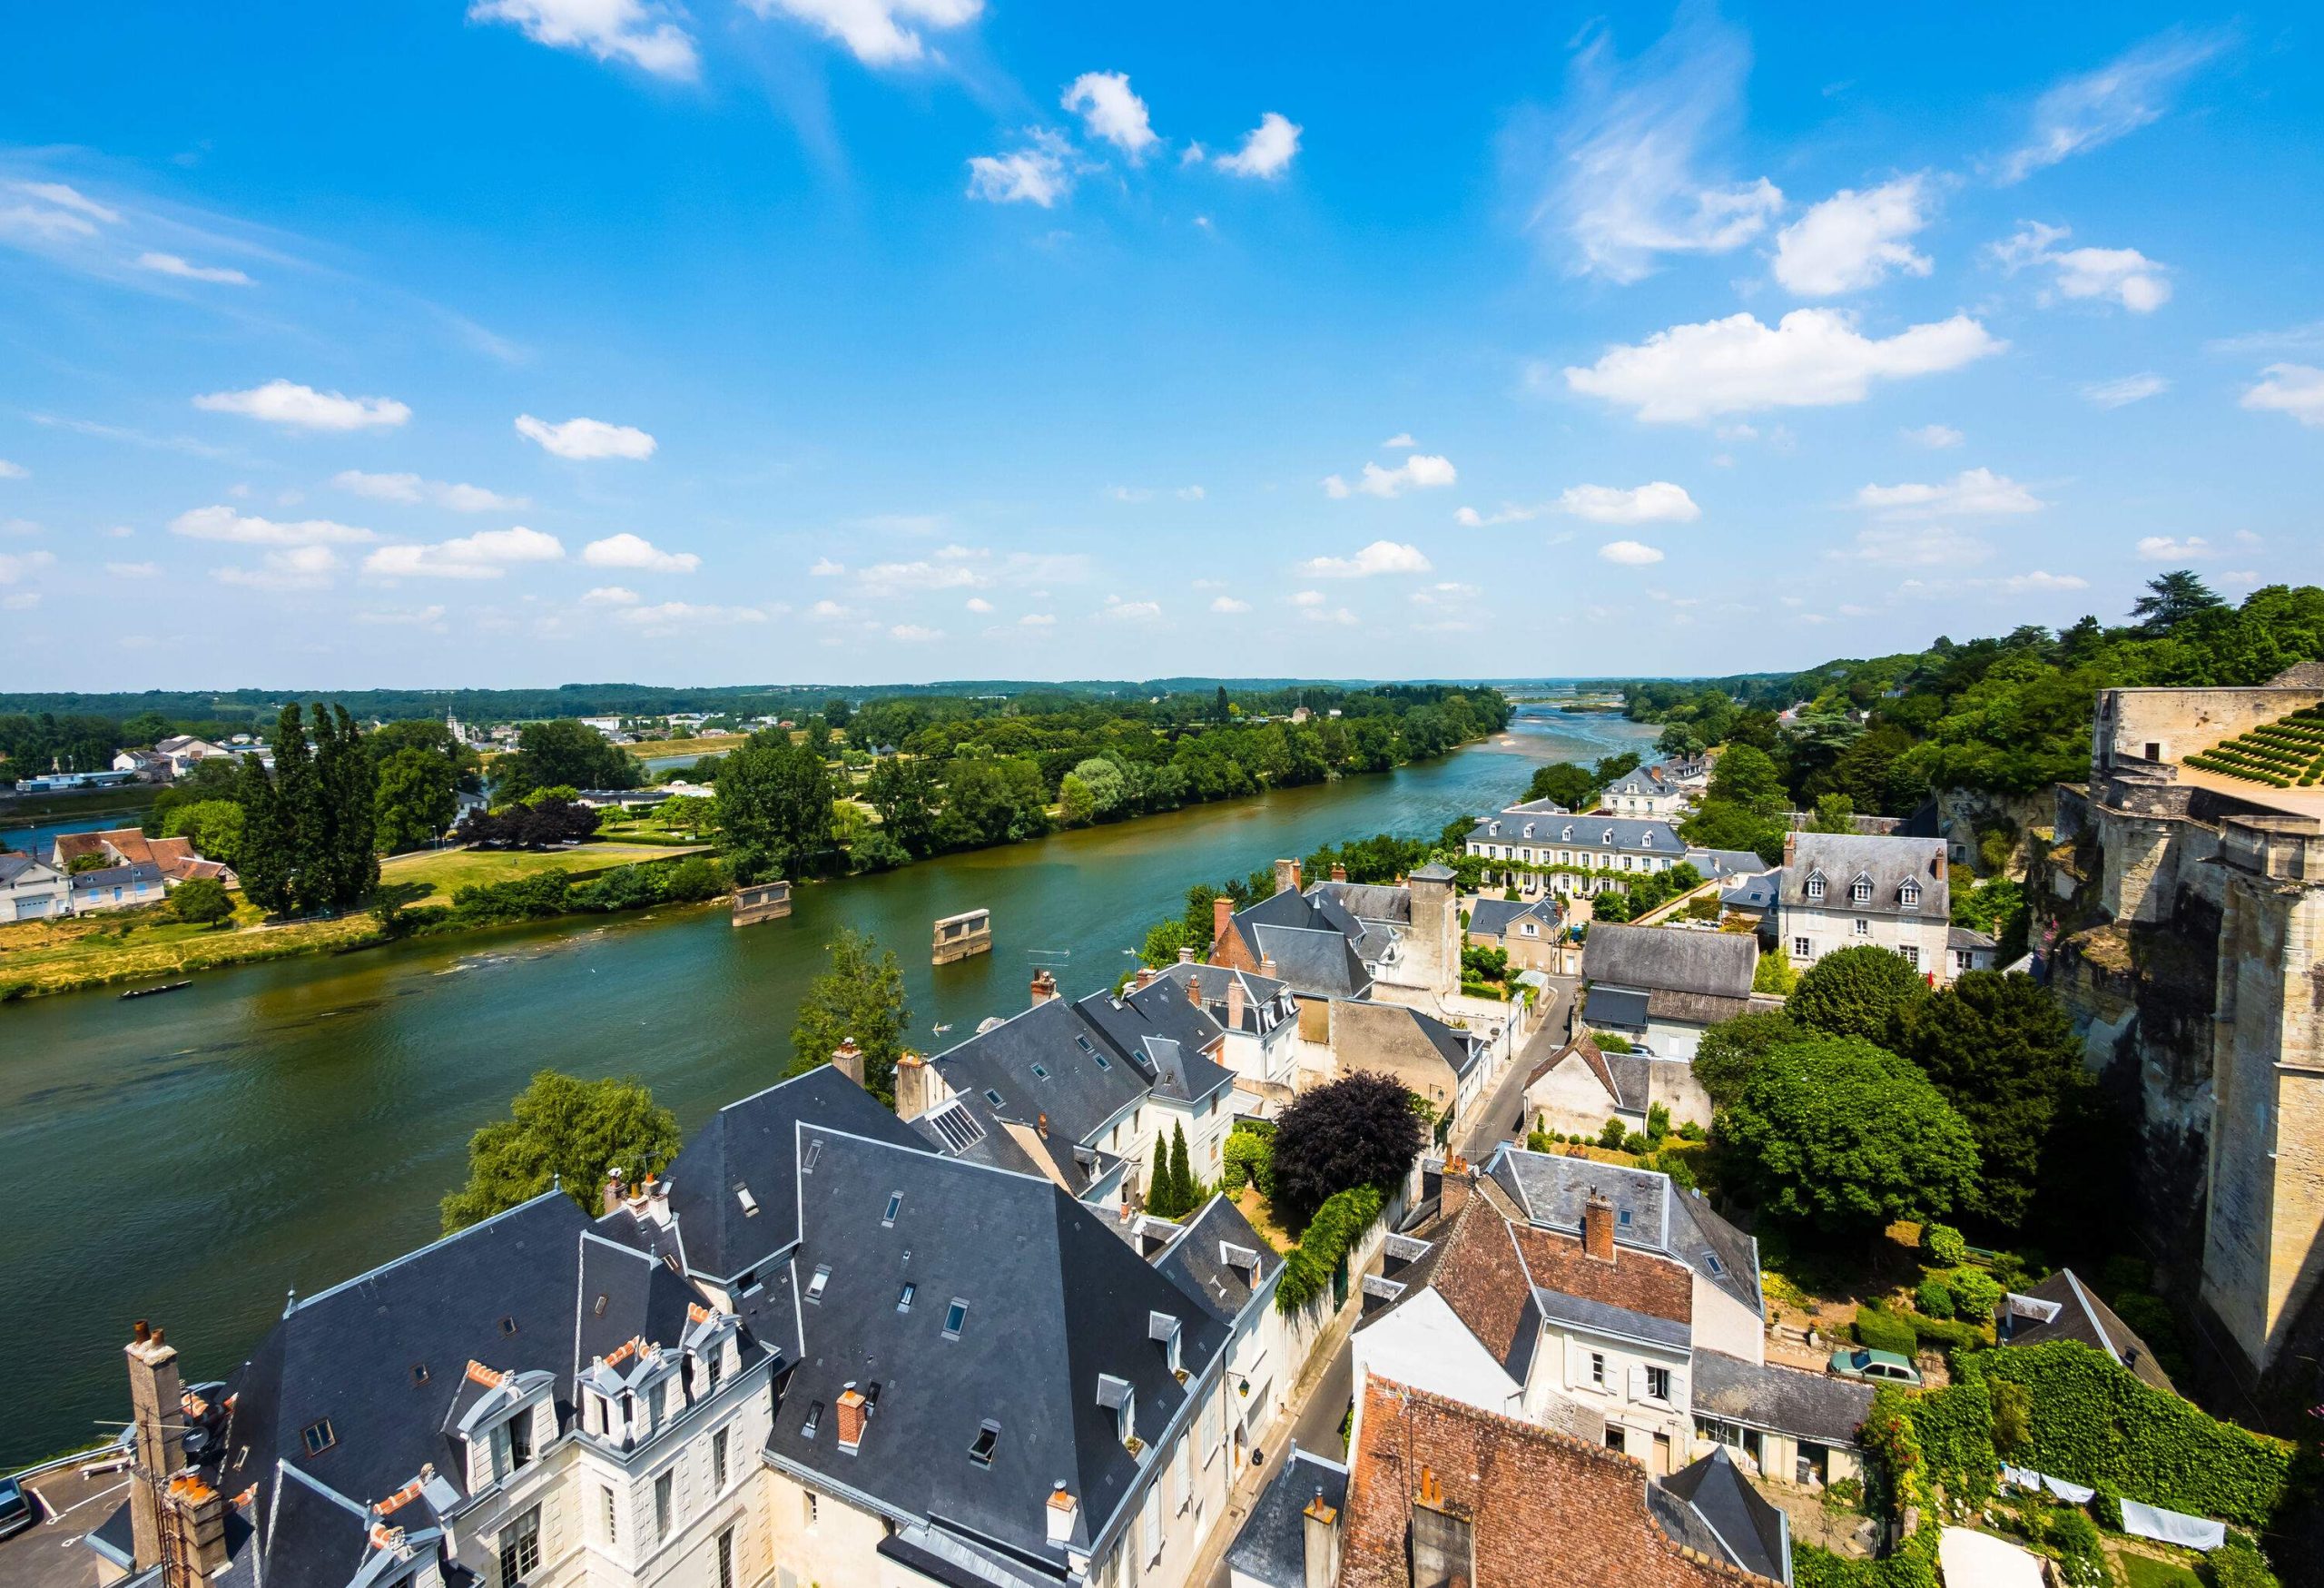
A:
[0, 904, 380, 999]
[625, 732, 746, 760]
[377, 841, 712, 903]
[2118, 1552, 2203, 1588]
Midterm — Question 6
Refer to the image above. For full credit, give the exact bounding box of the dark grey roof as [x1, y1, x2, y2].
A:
[1227, 1449, 1349, 1588]
[70, 860, 164, 889]
[1532, 1286, 1688, 1350]
[1467, 897, 1556, 939]
[1311, 879, 1413, 927]
[1148, 1195, 1277, 1327]
[1690, 1350, 1874, 1445]
[1077, 981, 1238, 1106]
[1947, 924, 1997, 951]
[1584, 986, 1651, 1031]
[0, 853, 61, 884]
[662, 1065, 932, 1282]
[932, 996, 1156, 1147]
[1485, 1146, 1761, 1317]
[1152, 961, 1298, 1037]
[1997, 1269, 2175, 1392]
[1469, 812, 1684, 856]
[1658, 1445, 1790, 1583]
[768, 1126, 1231, 1566]
[1720, 870, 1781, 912]
[1583, 924, 1756, 1000]
[1247, 922, 1372, 999]
[1781, 833, 1950, 918]
[1687, 847, 1773, 879]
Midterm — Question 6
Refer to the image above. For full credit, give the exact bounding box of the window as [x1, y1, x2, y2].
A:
[882, 1191, 902, 1227]
[803, 1139, 823, 1173]
[300, 1418, 336, 1456]
[507, 1407, 534, 1471]
[602, 1484, 618, 1544]
[802, 1400, 823, 1440]
[1647, 1366, 1672, 1402]
[654, 1471, 674, 1541]
[943, 1299, 969, 1338]
[498, 1315, 519, 1336]
[704, 1348, 723, 1396]
[1851, 878, 1872, 904]
[1792, 936, 1812, 959]
[970, 1421, 1000, 1466]
[804, 1493, 819, 1530]
[1854, 918, 1870, 937]
[1899, 881, 1920, 910]
[713, 1427, 730, 1489]
[411, 1363, 430, 1386]
[806, 1265, 831, 1302]
[898, 1282, 916, 1312]
[1900, 945, 1920, 971]
[1704, 1252, 1725, 1277]
[736, 1184, 759, 1217]
[1092, 1051, 1111, 1070]
[648, 1379, 668, 1427]
[497, 1505, 541, 1586]
[1075, 1034, 1095, 1053]
[1806, 875, 1826, 901]
[717, 1528, 736, 1588]
[983, 1088, 1005, 1108]
[1589, 1352, 1606, 1387]
[1604, 1425, 1626, 1454]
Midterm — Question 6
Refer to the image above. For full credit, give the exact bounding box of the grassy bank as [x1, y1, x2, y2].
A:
[0, 783, 165, 826]
[377, 841, 712, 903]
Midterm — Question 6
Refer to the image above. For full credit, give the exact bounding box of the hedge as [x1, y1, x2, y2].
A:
[1854, 1303, 1919, 1356]
[1957, 1342, 2294, 1527]
[1795, 1389, 1942, 1588]
[1901, 1379, 1995, 1505]
[1275, 1183, 1385, 1315]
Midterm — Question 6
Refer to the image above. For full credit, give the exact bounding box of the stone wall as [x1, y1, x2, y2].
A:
[2093, 685, 2324, 778]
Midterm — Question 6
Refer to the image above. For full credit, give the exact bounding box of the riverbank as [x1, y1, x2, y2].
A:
[0, 782, 163, 828]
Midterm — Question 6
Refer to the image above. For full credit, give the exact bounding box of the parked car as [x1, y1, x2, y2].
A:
[1827, 1346, 1923, 1386]
[0, 1475, 36, 1542]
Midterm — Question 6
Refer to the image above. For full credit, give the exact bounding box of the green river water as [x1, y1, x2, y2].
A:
[0, 707, 1656, 1464]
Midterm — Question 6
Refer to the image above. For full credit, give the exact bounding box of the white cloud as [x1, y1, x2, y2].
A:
[364, 526, 565, 580]
[1322, 453, 1456, 499]
[810, 557, 846, 576]
[1063, 73, 1157, 159]
[964, 597, 993, 613]
[857, 554, 990, 593]
[170, 505, 376, 546]
[105, 561, 161, 577]
[468, 0, 699, 78]
[18, 182, 117, 223]
[582, 585, 641, 606]
[0, 549, 56, 584]
[1303, 605, 1358, 626]
[1296, 540, 1433, 578]
[0, 460, 25, 478]
[616, 601, 770, 629]
[1997, 28, 2230, 183]
[1454, 503, 1546, 528]
[1214, 113, 1301, 179]
[515, 413, 656, 460]
[212, 546, 340, 590]
[135, 251, 253, 286]
[194, 380, 410, 431]
[2137, 535, 2211, 561]
[744, 0, 980, 66]
[1177, 485, 1205, 500]
[0, 182, 118, 244]
[1, 592, 38, 611]
[1557, 481, 1699, 524]
[1102, 596, 1162, 621]
[967, 131, 1072, 207]
[1902, 424, 1964, 449]
[357, 605, 449, 628]
[1597, 539, 1664, 566]
[877, 623, 939, 643]
[1837, 526, 1992, 567]
[1773, 177, 1935, 296]
[1562, 309, 2004, 422]
[2241, 364, 2324, 429]
[1381, 432, 1416, 449]
[1994, 222, 2170, 312]
[809, 598, 855, 621]
[1539, 12, 1782, 282]
[1289, 590, 1326, 607]
[331, 469, 526, 512]
[583, 532, 700, 573]
[1209, 596, 1251, 614]
[2083, 373, 2170, 409]
[1856, 467, 2043, 519]
[1019, 612, 1056, 626]
[1994, 570, 2090, 593]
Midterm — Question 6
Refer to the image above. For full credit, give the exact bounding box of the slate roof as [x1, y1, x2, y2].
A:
[1468, 811, 1686, 857]
[1584, 986, 1653, 1031]
[660, 1064, 932, 1283]
[69, 860, 165, 892]
[1948, 923, 1998, 952]
[766, 1125, 1233, 1567]
[931, 997, 1159, 1147]
[1147, 1194, 1277, 1325]
[1227, 1449, 1349, 1588]
[1467, 896, 1557, 940]
[1151, 961, 1298, 1037]
[1584, 925, 1756, 1000]
[1076, 980, 1239, 1105]
[1781, 834, 1950, 919]
[1687, 848, 1774, 879]
[1689, 1351, 1874, 1446]
[1996, 1269, 2176, 1392]
[1720, 870, 1782, 913]
[1485, 1146, 1762, 1319]
[0, 852, 62, 885]
[1656, 1445, 1791, 1584]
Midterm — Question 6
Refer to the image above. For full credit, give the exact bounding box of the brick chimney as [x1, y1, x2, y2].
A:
[1783, 830, 1797, 864]
[1331, 863, 1348, 883]
[1226, 974, 1246, 1031]
[1274, 858, 1302, 896]
[602, 1171, 626, 1216]
[1933, 851, 1947, 882]
[1582, 1192, 1616, 1263]
[836, 1386, 868, 1452]
[1134, 966, 1157, 991]
[1187, 971, 1204, 1009]
[1440, 1167, 1472, 1224]
[1213, 893, 1235, 945]
[1037, 1110, 1050, 1139]
[125, 1321, 186, 1573]
[1031, 968, 1059, 1006]
[165, 1472, 230, 1580]
[1259, 952, 1277, 979]
[832, 1036, 864, 1089]
[893, 1050, 934, 1121]
[1046, 1484, 1079, 1546]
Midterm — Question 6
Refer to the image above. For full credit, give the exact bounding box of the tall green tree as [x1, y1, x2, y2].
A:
[1789, 943, 1931, 1041]
[161, 799, 247, 864]
[440, 1070, 680, 1232]
[272, 704, 324, 911]
[375, 747, 459, 853]
[1148, 1151, 1178, 1218]
[313, 704, 379, 905]
[720, 729, 837, 882]
[1704, 744, 1787, 815]
[497, 719, 643, 801]
[1523, 761, 1598, 810]
[1168, 1121, 1196, 1212]
[787, 928, 911, 1104]
[864, 756, 939, 857]
[2131, 569, 2224, 634]
[1718, 1035, 1979, 1234]
[234, 748, 291, 913]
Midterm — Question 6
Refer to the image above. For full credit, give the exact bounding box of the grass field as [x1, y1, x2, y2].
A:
[377, 841, 712, 902]
[2118, 1553, 2202, 1588]
[626, 733, 746, 760]
[0, 904, 381, 1000]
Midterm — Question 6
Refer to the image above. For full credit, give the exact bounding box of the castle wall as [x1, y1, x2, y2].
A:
[2093, 686, 2324, 778]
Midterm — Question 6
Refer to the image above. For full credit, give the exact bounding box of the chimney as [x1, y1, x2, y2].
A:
[831, 1036, 865, 1088]
[1302, 1486, 1343, 1588]
[1226, 975, 1246, 1031]
[1134, 966, 1156, 991]
[893, 1050, 934, 1121]
[1274, 858, 1302, 896]
[1212, 893, 1235, 945]
[602, 1171, 626, 1217]
[1177, 945, 1196, 964]
[1783, 830, 1797, 864]
[1259, 952, 1277, 979]
[1038, 1111, 1051, 1139]
[642, 1174, 674, 1227]
[126, 1321, 187, 1573]
[836, 1386, 868, 1452]
[1047, 1484, 1080, 1546]
[1331, 864, 1347, 883]
[166, 1472, 230, 1579]
[1187, 972, 1205, 1010]
[1933, 851, 1947, 882]
[1441, 1168, 1472, 1223]
[1583, 1191, 1616, 1262]
[1031, 968, 1059, 1006]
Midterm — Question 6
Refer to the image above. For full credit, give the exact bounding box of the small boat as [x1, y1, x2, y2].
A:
[931, 1022, 953, 1035]
[121, 981, 192, 1001]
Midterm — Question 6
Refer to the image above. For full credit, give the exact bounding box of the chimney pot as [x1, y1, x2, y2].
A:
[1177, 946, 1196, 963]
[1047, 1482, 1080, 1545]
[133, 1320, 151, 1343]
[1038, 1110, 1050, 1139]
[836, 1386, 868, 1451]
[1031, 968, 1059, 1006]
[1134, 966, 1156, 991]
[1583, 1191, 1617, 1262]
[1212, 893, 1234, 946]
[1331, 864, 1347, 883]
[832, 1036, 865, 1089]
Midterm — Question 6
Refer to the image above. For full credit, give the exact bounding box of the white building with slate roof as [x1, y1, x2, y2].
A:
[1773, 831, 1960, 982]
[1462, 804, 1689, 901]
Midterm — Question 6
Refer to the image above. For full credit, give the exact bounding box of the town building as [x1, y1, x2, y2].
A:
[1995, 1269, 2176, 1393]
[1771, 833, 1955, 982]
[1325, 999, 1490, 1142]
[53, 827, 238, 891]
[69, 860, 168, 913]
[1578, 925, 1760, 1060]
[1523, 1034, 1713, 1140]
[1463, 895, 1563, 973]
[12, 768, 138, 794]
[1209, 860, 1461, 1021]
[0, 851, 71, 921]
[1598, 767, 1687, 817]
[1462, 805, 1691, 901]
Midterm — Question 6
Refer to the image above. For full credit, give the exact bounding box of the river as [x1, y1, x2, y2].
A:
[0, 706, 1656, 1463]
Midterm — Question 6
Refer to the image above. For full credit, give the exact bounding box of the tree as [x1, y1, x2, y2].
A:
[1169, 1121, 1196, 1213]
[1718, 1036, 1979, 1234]
[313, 704, 379, 906]
[1751, 950, 1797, 995]
[162, 799, 246, 865]
[497, 719, 643, 802]
[1524, 761, 1598, 810]
[440, 1070, 681, 1232]
[234, 748, 291, 913]
[2131, 569, 2224, 634]
[1059, 773, 1098, 827]
[657, 794, 714, 839]
[1705, 744, 1787, 815]
[1069, 756, 1128, 816]
[168, 877, 234, 926]
[375, 747, 458, 853]
[720, 730, 836, 883]
[1808, 793, 1855, 833]
[1889, 971, 2090, 1229]
[1789, 944, 1929, 1041]
[788, 929, 911, 1104]
[1214, 685, 1230, 722]
[459, 796, 599, 849]
[1147, 1150, 1178, 1218]
[1270, 1071, 1425, 1230]
[1693, 1009, 1806, 1107]
[864, 756, 938, 857]
[1141, 917, 1198, 967]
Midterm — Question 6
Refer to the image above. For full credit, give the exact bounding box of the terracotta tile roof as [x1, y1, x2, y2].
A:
[1426, 1192, 1541, 1372]
[1339, 1376, 1768, 1588]
[53, 831, 110, 863]
[1510, 1220, 1692, 1331]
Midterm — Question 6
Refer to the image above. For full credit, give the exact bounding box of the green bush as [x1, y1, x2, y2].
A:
[1915, 1277, 1956, 1318]
[2205, 1539, 2280, 1588]
[1275, 1183, 1385, 1316]
[1854, 1302, 1919, 1356]
[1223, 1127, 1275, 1197]
[2049, 1508, 2108, 1588]
[1921, 1222, 1969, 1267]
[1949, 1267, 2004, 1322]
[1912, 1313, 1986, 1351]
[1598, 1117, 1627, 1149]
[1901, 1379, 1995, 1504]
[2091, 1482, 2122, 1531]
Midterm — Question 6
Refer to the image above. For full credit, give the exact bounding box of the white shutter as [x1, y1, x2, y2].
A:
[1565, 1337, 1584, 1390]
[1666, 1370, 1684, 1408]
[1626, 1365, 1647, 1402]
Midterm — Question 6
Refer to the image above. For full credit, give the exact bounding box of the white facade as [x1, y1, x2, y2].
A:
[0, 857, 71, 921]
[1777, 875, 1953, 980]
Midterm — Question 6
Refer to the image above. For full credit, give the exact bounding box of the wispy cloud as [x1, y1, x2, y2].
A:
[1323, 454, 1455, 498]
[1996, 27, 2231, 183]
[195, 380, 409, 430]
[2083, 373, 2169, 409]
[1296, 539, 1433, 577]
[468, 0, 700, 79]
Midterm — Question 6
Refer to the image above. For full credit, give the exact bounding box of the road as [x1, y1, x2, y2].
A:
[1452, 973, 1574, 1164]
[1193, 1317, 1359, 1588]
[0, 1460, 128, 1588]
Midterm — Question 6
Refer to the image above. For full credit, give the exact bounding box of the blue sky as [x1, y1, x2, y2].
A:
[2, 2, 2319, 689]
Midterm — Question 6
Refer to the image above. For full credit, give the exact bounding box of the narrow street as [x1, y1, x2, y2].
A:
[1452, 973, 1574, 1164]
[1191, 1311, 1360, 1588]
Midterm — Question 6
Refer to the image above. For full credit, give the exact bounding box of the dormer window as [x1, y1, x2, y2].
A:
[1097, 1375, 1137, 1445]
[806, 1265, 831, 1302]
[1851, 876, 1873, 904]
[1806, 873, 1827, 901]
[1899, 880, 1921, 910]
